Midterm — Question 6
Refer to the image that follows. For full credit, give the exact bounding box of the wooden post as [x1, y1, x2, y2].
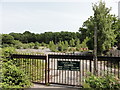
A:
[93, 23, 98, 75]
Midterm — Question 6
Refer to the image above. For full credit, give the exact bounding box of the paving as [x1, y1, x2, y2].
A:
[29, 83, 82, 89]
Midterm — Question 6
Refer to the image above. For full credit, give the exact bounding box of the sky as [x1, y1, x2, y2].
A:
[0, 0, 120, 34]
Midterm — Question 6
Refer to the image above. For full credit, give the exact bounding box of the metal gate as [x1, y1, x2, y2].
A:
[48, 54, 93, 87]
[11, 54, 47, 85]
[11, 54, 120, 87]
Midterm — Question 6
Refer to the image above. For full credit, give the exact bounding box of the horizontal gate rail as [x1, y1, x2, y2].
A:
[11, 54, 46, 59]
[48, 54, 93, 60]
[97, 56, 120, 61]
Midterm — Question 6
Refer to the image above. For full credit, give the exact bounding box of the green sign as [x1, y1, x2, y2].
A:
[57, 61, 80, 71]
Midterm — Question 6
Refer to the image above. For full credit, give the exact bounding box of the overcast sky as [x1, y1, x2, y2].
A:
[0, 0, 120, 34]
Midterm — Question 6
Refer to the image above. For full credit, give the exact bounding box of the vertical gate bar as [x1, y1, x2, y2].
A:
[54, 57, 55, 83]
[42, 59, 44, 83]
[59, 56, 61, 84]
[80, 60, 83, 84]
[89, 60, 92, 73]
[30, 58, 31, 82]
[35, 59, 38, 82]
[68, 57, 70, 85]
[100, 60, 102, 76]
[37, 59, 38, 82]
[118, 61, 120, 78]
[111, 60, 112, 75]
[114, 61, 115, 76]
[65, 58, 66, 84]
[32, 58, 34, 81]
[70, 59, 72, 85]
[40, 59, 41, 83]
[57, 58, 58, 84]
[107, 61, 109, 76]
[48, 55, 50, 84]
[82, 60, 84, 83]
[76, 59, 79, 86]
[86, 60, 87, 73]
[25, 58, 27, 75]
[45, 55, 47, 85]
[104, 60, 105, 76]
[73, 59, 75, 85]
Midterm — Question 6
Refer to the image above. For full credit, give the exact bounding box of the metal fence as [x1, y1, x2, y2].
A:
[11, 54, 47, 85]
[11, 54, 120, 87]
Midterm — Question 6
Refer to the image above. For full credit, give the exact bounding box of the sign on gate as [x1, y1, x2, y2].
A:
[57, 61, 80, 71]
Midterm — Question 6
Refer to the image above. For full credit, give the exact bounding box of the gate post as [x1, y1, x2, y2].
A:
[45, 55, 48, 85]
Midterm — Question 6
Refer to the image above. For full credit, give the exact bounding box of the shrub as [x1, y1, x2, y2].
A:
[34, 45, 39, 49]
[1, 47, 32, 88]
[2, 47, 16, 58]
[2, 60, 32, 88]
[84, 73, 120, 89]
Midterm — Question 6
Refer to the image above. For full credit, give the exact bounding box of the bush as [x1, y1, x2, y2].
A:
[34, 45, 39, 49]
[2, 44, 10, 48]
[2, 60, 32, 88]
[1, 47, 32, 88]
[2, 47, 16, 58]
[84, 73, 120, 89]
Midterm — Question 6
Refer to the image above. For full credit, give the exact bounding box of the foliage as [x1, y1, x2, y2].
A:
[9, 31, 81, 44]
[79, 1, 118, 55]
[2, 34, 14, 44]
[1, 47, 32, 88]
[34, 42, 40, 49]
[2, 47, 16, 58]
[2, 60, 32, 88]
[84, 73, 120, 89]
[70, 38, 75, 47]
[12, 40, 23, 49]
[63, 41, 69, 51]
[80, 37, 89, 48]
[49, 41, 57, 52]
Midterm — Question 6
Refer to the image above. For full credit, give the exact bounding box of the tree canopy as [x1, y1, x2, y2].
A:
[79, 1, 119, 54]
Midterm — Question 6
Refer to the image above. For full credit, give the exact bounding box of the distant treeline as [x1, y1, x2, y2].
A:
[9, 31, 81, 44]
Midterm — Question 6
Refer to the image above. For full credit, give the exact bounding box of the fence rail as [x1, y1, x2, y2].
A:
[11, 54, 120, 87]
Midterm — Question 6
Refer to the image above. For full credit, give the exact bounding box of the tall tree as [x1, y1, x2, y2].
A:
[2, 34, 14, 44]
[70, 38, 75, 47]
[79, 1, 117, 54]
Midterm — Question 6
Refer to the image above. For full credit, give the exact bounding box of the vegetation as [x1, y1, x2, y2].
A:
[0, 0, 120, 88]
[79, 1, 120, 54]
[84, 73, 120, 89]
[8, 31, 81, 44]
[1, 47, 32, 88]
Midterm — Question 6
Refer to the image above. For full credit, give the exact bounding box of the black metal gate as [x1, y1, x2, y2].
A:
[11, 54, 120, 87]
[11, 54, 47, 85]
[48, 54, 93, 87]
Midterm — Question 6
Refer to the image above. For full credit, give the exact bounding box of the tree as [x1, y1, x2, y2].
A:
[49, 41, 56, 52]
[64, 41, 69, 51]
[2, 34, 14, 44]
[79, 1, 117, 55]
[113, 19, 120, 49]
[76, 39, 80, 47]
[70, 38, 75, 47]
